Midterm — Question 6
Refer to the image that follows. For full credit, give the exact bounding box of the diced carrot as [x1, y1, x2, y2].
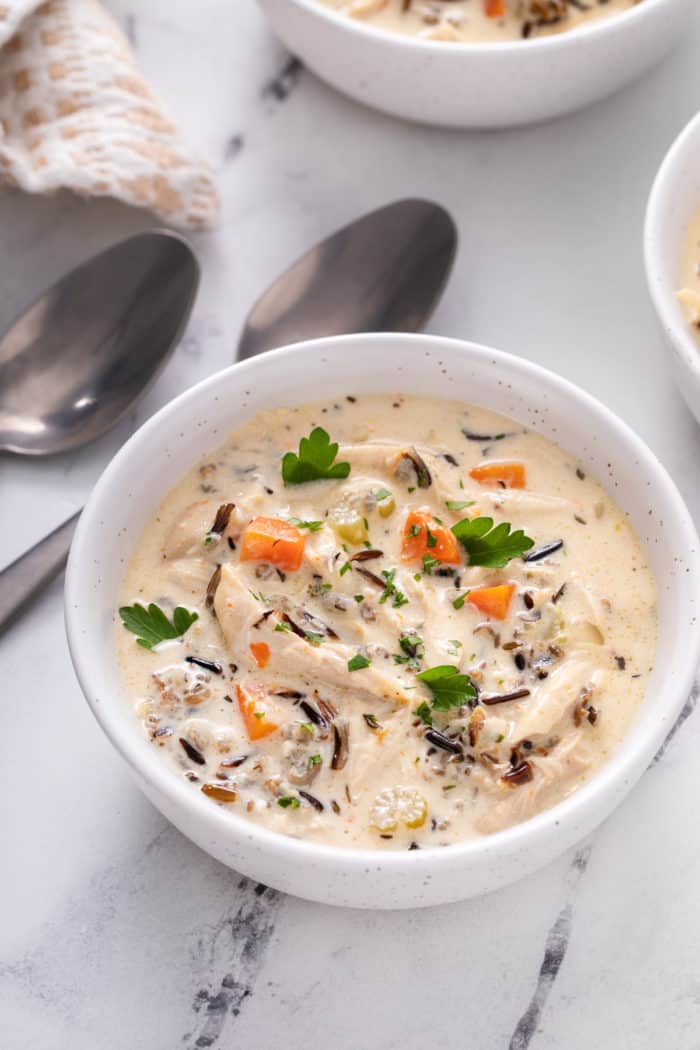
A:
[250, 641, 270, 668]
[469, 462, 526, 489]
[401, 509, 461, 564]
[240, 516, 305, 572]
[468, 584, 515, 620]
[485, 0, 505, 15]
[236, 683, 279, 740]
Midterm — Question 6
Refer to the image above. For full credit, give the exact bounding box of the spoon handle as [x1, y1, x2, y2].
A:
[0, 511, 80, 636]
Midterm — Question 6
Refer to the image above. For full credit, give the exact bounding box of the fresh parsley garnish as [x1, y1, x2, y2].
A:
[379, 569, 409, 608]
[348, 653, 371, 671]
[408, 523, 421, 537]
[277, 796, 300, 809]
[304, 630, 324, 646]
[282, 427, 350, 485]
[307, 754, 322, 768]
[363, 713, 382, 730]
[422, 554, 439, 575]
[288, 518, 324, 532]
[119, 602, 198, 651]
[374, 488, 392, 502]
[446, 499, 476, 511]
[275, 621, 293, 633]
[414, 702, 433, 726]
[426, 527, 437, 549]
[416, 664, 476, 712]
[452, 591, 469, 610]
[393, 634, 424, 669]
[451, 516, 534, 568]
[353, 594, 364, 603]
[339, 561, 352, 576]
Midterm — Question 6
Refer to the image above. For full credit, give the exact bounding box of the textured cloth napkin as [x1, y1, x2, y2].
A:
[0, 0, 219, 229]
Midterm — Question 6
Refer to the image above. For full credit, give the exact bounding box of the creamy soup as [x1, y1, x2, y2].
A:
[678, 207, 700, 337]
[317, 0, 640, 43]
[117, 395, 656, 851]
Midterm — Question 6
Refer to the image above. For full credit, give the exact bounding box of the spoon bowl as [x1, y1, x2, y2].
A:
[0, 230, 200, 456]
[237, 199, 457, 359]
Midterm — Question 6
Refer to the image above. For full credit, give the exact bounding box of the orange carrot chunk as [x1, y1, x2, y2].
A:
[469, 462, 526, 489]
[240, 516, 305, 572]
[250, 641, 270, 669]
[236, 683, 279, 740]
[468, 583, 515, 620]
[401, 509, 461, 564]
[485, 0, 505, 14]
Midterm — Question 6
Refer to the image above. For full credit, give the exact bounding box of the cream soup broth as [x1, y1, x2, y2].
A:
[678, 206, 700, 337]
[117, 395, 656, 850]
[318, 0, 640, 44]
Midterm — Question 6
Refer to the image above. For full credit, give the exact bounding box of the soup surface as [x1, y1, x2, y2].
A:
[117, 395, 656, 850]
[678, 206, 700, 338]
[316, 0, 640, 43]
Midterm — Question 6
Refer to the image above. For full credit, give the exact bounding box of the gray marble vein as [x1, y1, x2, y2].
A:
[508, 847, 592, 1050]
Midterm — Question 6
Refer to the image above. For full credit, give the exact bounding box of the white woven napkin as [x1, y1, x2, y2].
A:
[0, 0, 220, 229]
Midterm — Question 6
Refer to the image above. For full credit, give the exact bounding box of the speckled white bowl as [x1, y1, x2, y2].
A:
[257, 0, 689, 128]
[645, 109, 700, 425]
[65, 334, 700, 909]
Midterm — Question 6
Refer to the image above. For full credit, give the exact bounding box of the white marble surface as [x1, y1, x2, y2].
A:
[3, 1, 700, 1046]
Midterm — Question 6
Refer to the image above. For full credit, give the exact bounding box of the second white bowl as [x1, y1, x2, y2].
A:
[645, 110, 700, 425]
[258, 0, 689, 128]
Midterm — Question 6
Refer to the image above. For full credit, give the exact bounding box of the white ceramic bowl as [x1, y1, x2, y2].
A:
[257, 0, 688, 128]
[66, 334, 700, 909]
[645, 110, 700, 425]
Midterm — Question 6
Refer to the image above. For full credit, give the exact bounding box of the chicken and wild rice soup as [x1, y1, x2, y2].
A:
[118, 394, 656, 850]
[317, 0, 641, 44]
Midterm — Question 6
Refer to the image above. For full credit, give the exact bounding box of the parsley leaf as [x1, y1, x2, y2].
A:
[277, 796, 300, 809]
[393, 633, 425, 669]
[445, 499, 476, 511]
[348, 653, 371, 671]
[282, 427, 351, 485]
[119, 602, 198, 651]
[451, 516, 534, 568]
[416, 664, 476, 711]
[414, 702, 433, 726]
[374, 487, 392, 502]
[288, 518, 324, 532]
[379, 569, 409, 608]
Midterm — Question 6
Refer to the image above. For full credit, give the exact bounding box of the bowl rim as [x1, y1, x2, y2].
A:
[66, 333, 700, 877]
[277, 0, 676, 55]
[644, 108, 700, 387]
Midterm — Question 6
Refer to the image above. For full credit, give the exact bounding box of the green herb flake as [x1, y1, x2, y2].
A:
[275, 621, 293, 633]
[422, 554, 439, 575]
[379, 569, 409, 608]
[414, 702, 433, 726]
[353, 594, 365, 603]
[426, 527, 438, 549]
[303, 630, 324, 646]
[452, 591, 469, 610]
[451, 516, 534, 568]
[339, 561, 352, 576]
[288, 518, 324, 532]
[348, 653, 371, 672]
[119, 602, 198, 651]
[307, 754, 322, 768]
[282, 427, 351, 485]
[374, 488, 392, 502]
[416, 664, 477, 712]
[408, 523, 422, 538]
[300, 722, 314, 735]
[277, 796, 300, 809]
[446, 499, 476, 511]
[363, 713, 382, 730]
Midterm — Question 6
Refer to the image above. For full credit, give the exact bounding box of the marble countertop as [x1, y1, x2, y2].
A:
[3, 1, 700, 1046]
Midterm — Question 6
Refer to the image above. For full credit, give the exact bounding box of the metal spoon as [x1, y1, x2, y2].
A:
[0, 199, 456, 635]
[0, 231, 200, 634]
[238, 198, 456, 358]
